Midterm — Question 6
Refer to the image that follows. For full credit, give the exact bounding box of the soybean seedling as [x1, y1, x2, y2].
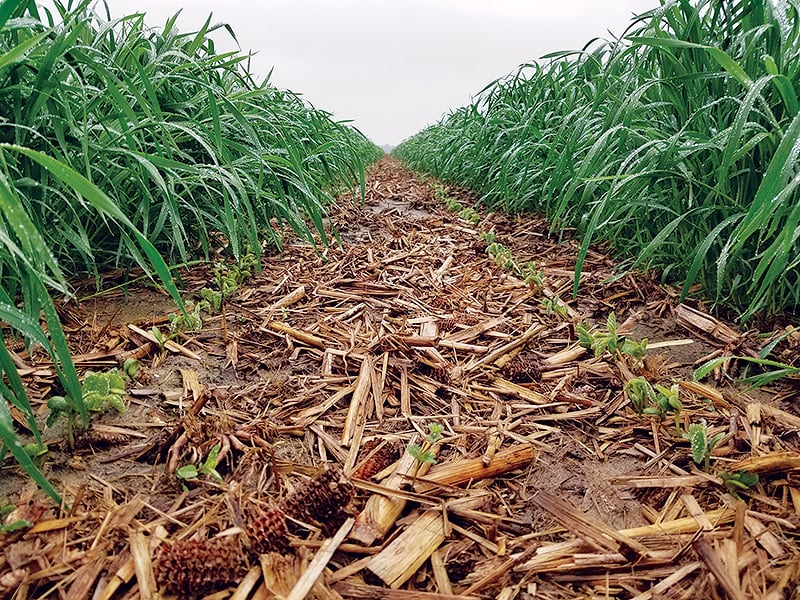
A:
[521, 261, 545, 293]
[624, 378, 682, 434]
[685, 420, 725, 471]
[650, 383, 683, 434]
[408, 422, 444, 465]
[624, 377, 657, 415]
[47, 369, 127, 448]
[479, 231, 497, 245]
[719, 471, 759, 500]
[576, 312, 647, 361]
[176, 443, 223, 485]
[541, 296, 569, 318]
[458, 206, 481, 224]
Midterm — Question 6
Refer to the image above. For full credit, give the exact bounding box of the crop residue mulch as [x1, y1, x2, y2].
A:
[2, 156, 799, 599]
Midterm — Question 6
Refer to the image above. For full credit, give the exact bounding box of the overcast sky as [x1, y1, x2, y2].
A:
[98, 1, 656, 146]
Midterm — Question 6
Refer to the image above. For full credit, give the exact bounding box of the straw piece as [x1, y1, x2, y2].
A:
[759, 403, 800, 431]
[744, 514, 784, 558]
[492, 378, 549, 404]
[286, 518, 353, 600]
[366, 510, 445, 588]
[629, 562, 702, 600]
[675, 304, 742, 346]
[269, 285, 306, 310]
[465, 323, 546, 372]
[129, 531, 157, 600]
[342, 356, 374, 446]
[531, 490, 650, 558]
[415, 444, 535, 493]
[350, 444, 422, 545]
[229, 566, 263, 600]
[128, 323, 202, 360]
[727, 451, 800, 474]
[267, 321, 328, 349]
[333, 582, 478, 600]
[692, 538, 746, 600]
[680, 493, 714, 531]
[612, 475, 708, 488]
[430, 549, 453, 595]
[65, 558, 106, 600]
[678, 380, 724, 403]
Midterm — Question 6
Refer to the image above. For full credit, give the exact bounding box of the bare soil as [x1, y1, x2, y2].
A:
[1, 157, 799, 599]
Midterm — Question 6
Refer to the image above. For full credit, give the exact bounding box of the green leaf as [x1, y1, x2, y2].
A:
[1, 145, 186, 314]
[0, 519, 33, 533]
[688, 424, 707, 466]
[81, 371, 126, 413]
[0, 401, 62, 505]
[176, 465, 199, 480]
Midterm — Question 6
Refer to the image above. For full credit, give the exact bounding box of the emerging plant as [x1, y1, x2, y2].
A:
[151, 326, 175, 353]
[521, 261, 545, 292]
[624, 377, 657, 414]
[684, 420, 725, 471]
[169, 306, 204, 333]
[576, 313, 647, 360]
[486, 241, 516, 270]
[190, 252, 259, 320]
[458, 207, 481, 224]
[650, 383, 683, 433]
[198, 288, 223, 314]
[541, 296, 569, 318]
[480, 231, 497, 245]
[123, 358, 141, 380]
[176, 443, 223, 484]
[408, 422, 444, 465]
[625, 378, 682, 433]
[719, 470, 759, 500]
[47, 369, 128, 448]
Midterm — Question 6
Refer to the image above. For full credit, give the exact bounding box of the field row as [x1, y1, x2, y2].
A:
[396, 0, 800, 322]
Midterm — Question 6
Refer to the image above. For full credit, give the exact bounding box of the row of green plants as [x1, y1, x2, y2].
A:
[433, 190, 762, 498]
[395, 0, 800, 322]
[0, 0, 381, 503]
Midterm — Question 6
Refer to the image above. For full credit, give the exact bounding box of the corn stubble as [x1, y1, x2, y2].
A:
[154, 467, 354, 595]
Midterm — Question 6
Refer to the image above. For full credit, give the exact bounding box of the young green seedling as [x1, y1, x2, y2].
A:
[47, 369, 127, 448]
[176, 443, 224, 484]
[719, 470, 759, 500]
[624, 377, 657, 414]
[521, 261, 545, 293]
[170, 303, 204, 332]
[651, 383, 682, 433]
[541, 296, 569, 318]
[576, 313, 647, 361]
[479, 231, 496, 245]
[408, 422, 444, 466]
[685, 420, 725, 471]
[150, 326, 175, 353]
[123, 358, 140, 380]
[458, 207, 481, 224]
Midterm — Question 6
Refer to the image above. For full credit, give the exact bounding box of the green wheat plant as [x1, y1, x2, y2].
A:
[395, 0, 800, 321]
[0, 0, 381, 503]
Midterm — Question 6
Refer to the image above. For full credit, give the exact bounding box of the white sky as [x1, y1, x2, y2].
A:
[96, 0, 656, 146]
